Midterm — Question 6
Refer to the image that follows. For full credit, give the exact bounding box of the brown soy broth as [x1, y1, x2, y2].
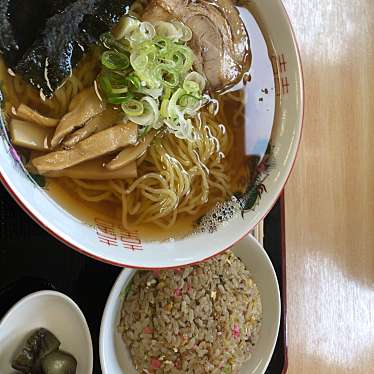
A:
[47, 177, 200, 241]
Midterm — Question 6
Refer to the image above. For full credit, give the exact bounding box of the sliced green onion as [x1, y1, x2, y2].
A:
[130, 23, 156, 44]
[139, 125, 152, 138]
[130, 31, 146, 44]
[104, 70, 128, 84]
[154, 21, 181, 41]
[143, 96, 161, 128]
[113, 16, 140, 40]
[111, 86, 129, 95]
[172, 21, 193, 42]
[100, 32, 114, 47]
[168, 88, 185, 118]
[99, 72, 129, 97]
[163, 87, 172, 100]
[160, 98, 169, 118]
[153, 36, 171, 53]
[107, 95, 132, 105]
[183, 80, 200, 94]
[140, 22, 156, 39]
[128, 96, 160, 128]
[162, 51, 183, 68]
[118, 38, 132, 52]
[98, 75, 112, 96]
[161, 45, 194, 73]
[130, 53, 149, 71]
[179, 93, 200, 108]
[121, 99, 144, 116]
[184, 71, 206, 91]
[100, 32, 129, 54]
[101, 51, 130, 70]
[163, 118, 178, 131]
[98, 75, 116, 96]
[135, 40, 157, 55]
[124, 74, 141, 89]
[154, 64, 179, 88]
[136, 87, 163, 98]
[128, 102, 151, 126]
[98, 16, 203, 141]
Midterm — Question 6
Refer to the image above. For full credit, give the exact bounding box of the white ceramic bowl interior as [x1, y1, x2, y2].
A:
[0, 291, 93, 374]
[0, 0, 303, 268]
[100, 234, 281, 374]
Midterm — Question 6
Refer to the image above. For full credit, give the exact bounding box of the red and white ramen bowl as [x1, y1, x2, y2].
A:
[0, 0, 303, 269]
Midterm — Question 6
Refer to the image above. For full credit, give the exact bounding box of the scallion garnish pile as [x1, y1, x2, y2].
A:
[98, 16, 207, 140]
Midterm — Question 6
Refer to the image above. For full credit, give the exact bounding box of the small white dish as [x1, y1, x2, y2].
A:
[0, 290, 93, 374]
[100, 234, 281, 374]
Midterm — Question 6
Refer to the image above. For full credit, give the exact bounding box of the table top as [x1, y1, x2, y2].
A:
[282, 0, 374, 373]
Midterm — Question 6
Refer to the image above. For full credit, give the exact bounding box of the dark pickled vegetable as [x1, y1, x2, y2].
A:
[0, 0, 133, 97]
[41, 351, 77, 374]
[11, 328, 61, 373]
[11, 328, 78, 374]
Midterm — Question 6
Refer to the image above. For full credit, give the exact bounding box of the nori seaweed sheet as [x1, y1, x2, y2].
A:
[0, 0, 132, 96]
[0, 0, 73, 66]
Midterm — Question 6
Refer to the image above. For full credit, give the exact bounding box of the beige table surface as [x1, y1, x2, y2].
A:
[282, 0, 374, 373]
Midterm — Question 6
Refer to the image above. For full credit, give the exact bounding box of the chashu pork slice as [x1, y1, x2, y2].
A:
[143, 0, 250, 91]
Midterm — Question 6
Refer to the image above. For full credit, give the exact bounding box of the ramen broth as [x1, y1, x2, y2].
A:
[0, 0, 275, 241]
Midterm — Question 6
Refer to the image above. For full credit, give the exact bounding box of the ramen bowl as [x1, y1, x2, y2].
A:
[0, 0, 303, 268]
[99, 235, 281, 374]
